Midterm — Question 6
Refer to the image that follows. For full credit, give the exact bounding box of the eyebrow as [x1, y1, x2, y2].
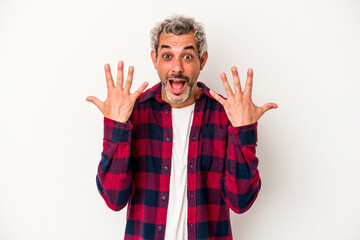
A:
[160, 45, 195, 51]
[184, 46, 195, 50]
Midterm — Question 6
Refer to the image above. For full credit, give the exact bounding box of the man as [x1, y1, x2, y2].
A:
[87, 15, 277, 240]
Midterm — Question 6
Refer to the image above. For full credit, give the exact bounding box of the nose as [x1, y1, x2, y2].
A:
[171, 57, 184, 75]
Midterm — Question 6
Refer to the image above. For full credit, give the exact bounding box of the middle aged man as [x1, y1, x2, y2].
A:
[87, 15, 277, 240]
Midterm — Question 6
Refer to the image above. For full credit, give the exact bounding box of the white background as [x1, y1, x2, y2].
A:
[1, 0, 359, 239]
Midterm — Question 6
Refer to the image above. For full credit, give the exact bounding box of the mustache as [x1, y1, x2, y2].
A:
[166, 74, 190, 83]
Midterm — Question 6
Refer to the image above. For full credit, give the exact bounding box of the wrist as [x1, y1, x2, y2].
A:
[230, 119, 256, 127]
[104, 114, 129, 123]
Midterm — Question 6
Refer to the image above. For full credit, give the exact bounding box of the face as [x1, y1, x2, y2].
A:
[151, 32, 208, 108]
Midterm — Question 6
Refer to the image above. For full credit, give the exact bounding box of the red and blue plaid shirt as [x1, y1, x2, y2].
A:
[96, 82, 261, 240]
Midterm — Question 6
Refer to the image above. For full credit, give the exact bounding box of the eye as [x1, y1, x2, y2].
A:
[184, 54, 193, 60]
[162, 54, 171, 59]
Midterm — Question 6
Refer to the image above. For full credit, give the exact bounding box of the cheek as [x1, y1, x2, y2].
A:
[157, 63, 170, 74]
[157, 67, 168, 81]
[188, 65, 200, 78]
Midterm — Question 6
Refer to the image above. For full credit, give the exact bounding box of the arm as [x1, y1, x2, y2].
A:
[210, 67, 277, 213]
[220, 122, 260, 213]
[87, 61, 148, 211]
[96, 117, 134, 211]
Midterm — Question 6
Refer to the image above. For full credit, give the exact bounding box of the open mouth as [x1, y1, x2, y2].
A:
[169, 79, 187, 94]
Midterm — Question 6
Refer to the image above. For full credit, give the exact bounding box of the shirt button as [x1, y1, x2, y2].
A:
[164, 166, 169, 171]
[166, 138, 171, 142]
[192, 136, 196, 141]
[190, 223, 193, 227]
[190, 193, 194, 198]
[158, 226, 163, 230]
[190, 163, 193, 168]
[162, 195, 166, 200]
[165, 110, 169, 114]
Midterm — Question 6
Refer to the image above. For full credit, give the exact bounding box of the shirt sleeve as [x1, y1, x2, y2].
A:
[96, 117, 135, 211]
[220, 122, 261, 214]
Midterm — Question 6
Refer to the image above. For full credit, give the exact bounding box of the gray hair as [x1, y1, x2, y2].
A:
[150, 15, 208, 58]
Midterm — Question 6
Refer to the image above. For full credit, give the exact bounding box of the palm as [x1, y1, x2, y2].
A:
[210, 67, 277, 127]
[86, 61, 148, 123]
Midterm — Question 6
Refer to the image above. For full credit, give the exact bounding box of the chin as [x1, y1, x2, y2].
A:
[165, 86, 191, 105]
[169, 96, 187, 104]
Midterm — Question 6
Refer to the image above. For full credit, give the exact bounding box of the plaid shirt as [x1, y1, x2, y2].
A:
[96, 82, 261, 240]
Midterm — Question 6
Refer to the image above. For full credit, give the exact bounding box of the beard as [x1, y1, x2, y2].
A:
[161, 74, 195, 105]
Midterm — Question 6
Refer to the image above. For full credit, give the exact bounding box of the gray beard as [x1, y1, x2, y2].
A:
[162, 81, 194, 105]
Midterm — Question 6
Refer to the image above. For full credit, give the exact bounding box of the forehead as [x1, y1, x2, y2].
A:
[158, 32, 198, 51]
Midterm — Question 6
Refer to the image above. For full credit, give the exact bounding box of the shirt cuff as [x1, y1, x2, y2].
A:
[104, 117, 133, 142]
[228, 122, 258, 146]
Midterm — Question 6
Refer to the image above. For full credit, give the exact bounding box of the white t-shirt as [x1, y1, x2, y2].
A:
[164, 103, 195, 240]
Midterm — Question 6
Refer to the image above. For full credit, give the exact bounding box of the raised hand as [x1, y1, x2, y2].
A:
[210, 67, 277, 127]
[86, 61, 148, 123]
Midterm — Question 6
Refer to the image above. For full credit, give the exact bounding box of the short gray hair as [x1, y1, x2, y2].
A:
[150, 15, 208, 58]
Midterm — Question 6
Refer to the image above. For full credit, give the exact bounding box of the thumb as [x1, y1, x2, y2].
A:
[260, 102, 278, 113]
[86, 96, 103, 110]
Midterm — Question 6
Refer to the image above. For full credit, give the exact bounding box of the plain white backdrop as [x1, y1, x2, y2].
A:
[1, 0, 359, 239]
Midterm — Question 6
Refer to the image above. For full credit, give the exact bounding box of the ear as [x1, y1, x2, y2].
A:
[200, 51, 208, 70]
[151, 50, 158, 70]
